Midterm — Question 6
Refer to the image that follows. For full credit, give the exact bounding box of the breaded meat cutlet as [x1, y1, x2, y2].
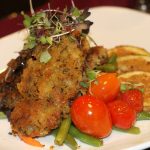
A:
[10, 34, 90, 137]
[86, 46, 108, 69]
[0, 49, 33, 109]
[0, 8, 109, 138]
[0, 36, 108, 137]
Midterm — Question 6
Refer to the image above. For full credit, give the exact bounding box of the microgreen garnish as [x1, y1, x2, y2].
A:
[78, 9, 91, 21]
[80, 81, 89, 88]
[139, 88, 145, 93]
[22, 1, 92, 50]
[39, 36, 53, 45]
[71, 7, 81, 18]
[40, 50, 52, 63]
[68, 35, 77, 42]
[82, 33, 97, 46]
[86, 70, 96, 80]
[21, 12, 32, 28]
[29, 0, 35, 15]
[23, 35, 36, 49]
[86, 70, 100, 81]
[79, 70, 100, 90]
[46, 36, 53, 45]
[120, 82, 144, 93]
[120, 84, 127, 92]
[40, 36, 47, 44]
[54, 22, 63, 34]
[94, 80, 99, 85]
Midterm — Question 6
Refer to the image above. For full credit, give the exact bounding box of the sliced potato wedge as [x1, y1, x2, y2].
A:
[117, 55, 150, 74]
[108, 45, 150, 57]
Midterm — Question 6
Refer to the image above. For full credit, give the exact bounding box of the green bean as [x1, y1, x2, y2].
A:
[137, 111, 150, 121]
[0, 111, 6, 119]
[69, 125, 103, 147]
[54, 116, 71, 145]
[51, 129, 58, 136]
[113, 126, 140, 134]
[52, 129, 78, 150]
[65, 134, 78, 150]
[108, 53, 117, 64]
[97, 63, 117, 72]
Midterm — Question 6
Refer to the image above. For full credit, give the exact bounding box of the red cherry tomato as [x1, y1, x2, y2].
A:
[71, 95, 112, 138]
[120, 89, 143, 113]
[89, 73, 120, 103]
[107, 100, 136, 129]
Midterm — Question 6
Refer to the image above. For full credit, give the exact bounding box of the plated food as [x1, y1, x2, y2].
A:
[112, 45, 150, 112]
[0, 3, 150, 150]
[108, 45, 150, 57]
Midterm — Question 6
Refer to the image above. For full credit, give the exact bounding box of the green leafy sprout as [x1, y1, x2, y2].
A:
[22, 6, 92, 50]
[120, 82, 145, 93]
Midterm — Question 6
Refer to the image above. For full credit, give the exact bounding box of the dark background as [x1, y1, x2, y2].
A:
[0, 0, 149, 37]
[0, 0, 136, 19]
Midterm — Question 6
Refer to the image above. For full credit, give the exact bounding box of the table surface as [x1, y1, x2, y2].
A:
[0, 0, 137, 38]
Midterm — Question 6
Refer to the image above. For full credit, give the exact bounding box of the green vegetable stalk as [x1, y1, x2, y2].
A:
[137, 111, 150, 120]
[69, 125, 103, 147]
[65, 134, 78, 150]
[97, 63, 117, 72]
[52, 129, 78, 150]
[54, 116, 71, 145]
[0, 112, 7, 119]
[113, 126, 140, 134]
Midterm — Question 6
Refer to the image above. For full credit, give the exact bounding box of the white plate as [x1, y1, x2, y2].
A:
[0, 6, 150, 150]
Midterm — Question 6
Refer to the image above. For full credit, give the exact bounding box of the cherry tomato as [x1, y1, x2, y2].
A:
[71, 95, 112, 138]
[89, 73, 120, 103]
[120, 89, 143, 113]
[107, 100, 136, 129]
